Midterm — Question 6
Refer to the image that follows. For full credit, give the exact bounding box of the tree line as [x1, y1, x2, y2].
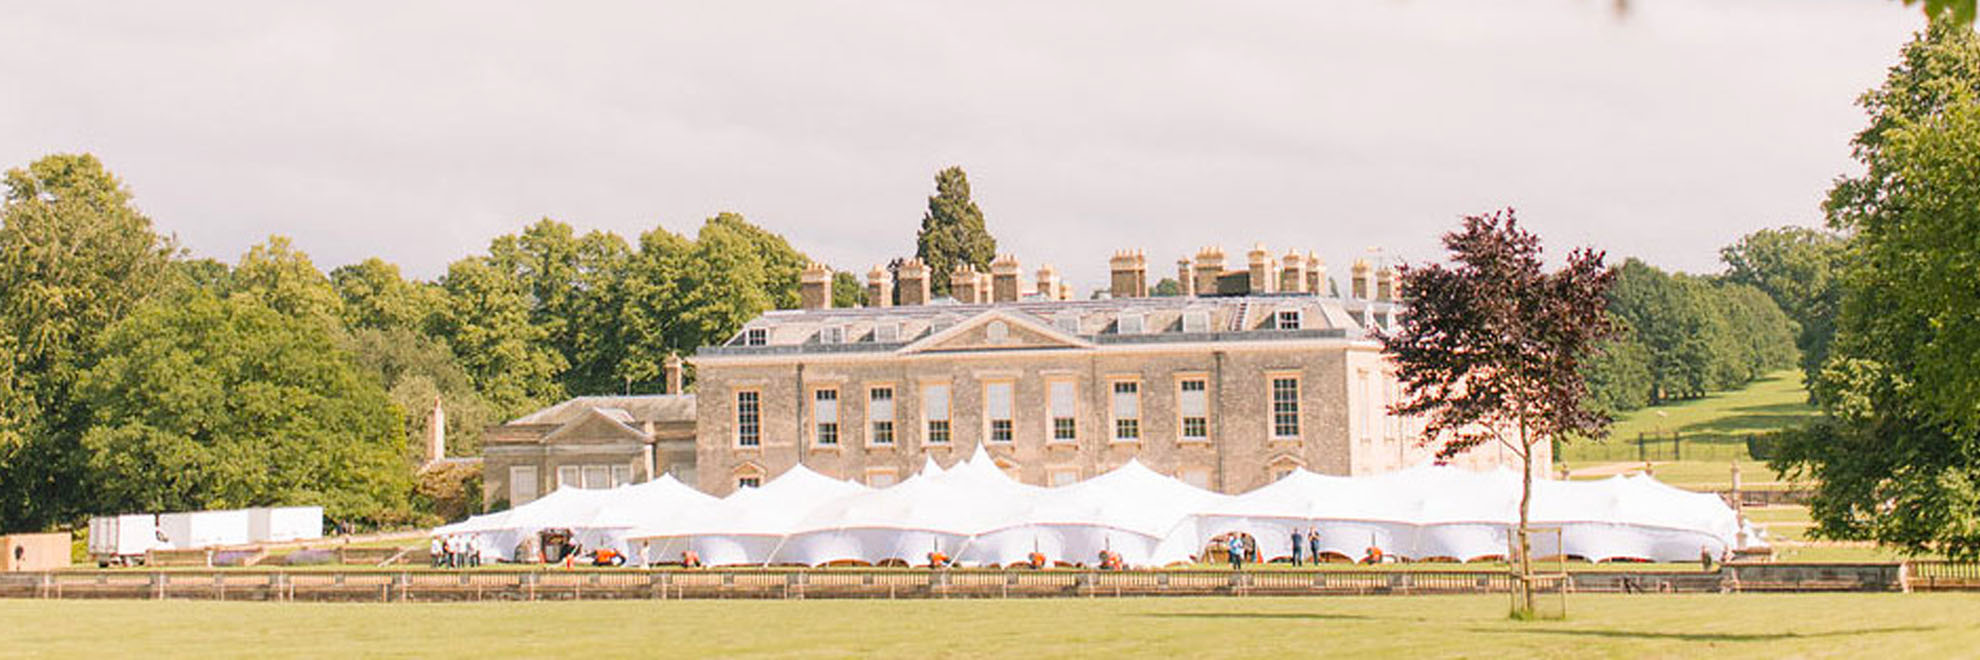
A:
[1579, 257, 1803, 414]
[0, 160, 1001, 532]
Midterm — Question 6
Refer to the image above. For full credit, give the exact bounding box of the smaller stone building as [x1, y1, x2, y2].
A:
[480, 394, 697, 510]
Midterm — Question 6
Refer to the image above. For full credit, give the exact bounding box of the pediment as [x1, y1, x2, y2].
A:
[897, 310, 1093, 355]
[540, 408, 650, 445]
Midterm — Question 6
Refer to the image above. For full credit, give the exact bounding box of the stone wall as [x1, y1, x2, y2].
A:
[692, 340, 1465, 495]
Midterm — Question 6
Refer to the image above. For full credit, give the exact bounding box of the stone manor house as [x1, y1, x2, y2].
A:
[480, 245, 1544, 508]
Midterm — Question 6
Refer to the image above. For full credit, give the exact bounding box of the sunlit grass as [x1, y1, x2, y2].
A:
[6, 594, 1978, 658]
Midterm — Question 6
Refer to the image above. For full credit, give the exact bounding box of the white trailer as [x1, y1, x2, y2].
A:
[155, 509, 252, 550]
[87, 514, 162, 567]
[248, 506, 323, 543]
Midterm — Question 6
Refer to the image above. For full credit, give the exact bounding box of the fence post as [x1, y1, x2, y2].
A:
[1637, 433, 1645, 463]
[1674, 431, 1682, 461]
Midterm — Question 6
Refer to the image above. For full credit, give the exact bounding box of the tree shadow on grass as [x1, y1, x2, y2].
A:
[1138, 613, 1371, 621]
[1465, 625, 1935, 642]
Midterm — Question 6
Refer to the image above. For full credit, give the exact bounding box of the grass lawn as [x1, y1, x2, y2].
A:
[4, 594, 1977, 658]
[1562, 370, 1816, 466]
[1560, 370, 1819, 492]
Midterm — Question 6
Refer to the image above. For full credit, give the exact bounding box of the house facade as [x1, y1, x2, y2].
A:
[688, 248, 1543, 496]
[480, 245, 1546, 507]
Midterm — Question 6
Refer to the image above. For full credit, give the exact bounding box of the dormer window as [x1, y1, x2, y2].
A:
[742, 328, 768, 346]
[1276, 310, 1302, 330]
[1116, 313, 1145, 335]
[1054, 313, 1081, 334]
[874, 323, 900, 343]
[1182, 310, 1210, 334]
[819, 326, 844, 344]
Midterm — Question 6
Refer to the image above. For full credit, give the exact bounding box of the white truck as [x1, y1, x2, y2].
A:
[87, 514, 163, 567]
[248, 506, 324, 543]
[155, 509, 253, 550]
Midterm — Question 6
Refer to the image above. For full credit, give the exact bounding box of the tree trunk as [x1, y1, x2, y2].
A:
[1516, 417, 1534, 618]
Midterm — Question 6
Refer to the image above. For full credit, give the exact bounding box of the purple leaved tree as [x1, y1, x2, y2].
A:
[1379, 209, 1617, 617]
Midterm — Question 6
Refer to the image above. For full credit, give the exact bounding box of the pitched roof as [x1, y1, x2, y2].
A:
[508, 394, 697, 426]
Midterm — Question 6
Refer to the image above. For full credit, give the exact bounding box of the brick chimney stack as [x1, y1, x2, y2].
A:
[1246, 244, 1277, 294]
[1035, 264, 1062, 301]
[1376, 266, 1397, 302]
[1193, 246, 1226, 296]
[799, 262, 832, 310]
[990, 254, 1023, 303]
[1280, 249, 1308, 293]
[1351, 259, 1373, 299]
[950, 264, 987, 304]
[424, 396, 445, 465]
[866, 265, 893, 308]
[1108, 250, 1147, 299]
[898, 258, 931, 306]
[663, 352, 684, 394]
[1307, 251, 1326, 295]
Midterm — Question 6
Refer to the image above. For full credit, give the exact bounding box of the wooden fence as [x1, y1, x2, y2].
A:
[0, 562, 1936, 602]
[1907, 561, 1980, 591]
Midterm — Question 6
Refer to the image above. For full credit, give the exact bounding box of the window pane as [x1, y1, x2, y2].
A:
[1273, 377, 1301, 438]
[611, 465, 632, 487]
[1179, 379, 1207, 416]
[510, 466, 537, 504]
[870, 387, 894, 421]
[737, 390, 761, 446]
[1112, 381, 1139, 419]
[557, 466, 580, 490]
[582, 466, 610, 489]
[985, 382, 1013, 420]
[923, 384, 950, 420]
[815, 387, 839, 445]
[815, 389, 838, 423]
[1048, 381, 1075, 417]
[1053, 417, 1076, 441]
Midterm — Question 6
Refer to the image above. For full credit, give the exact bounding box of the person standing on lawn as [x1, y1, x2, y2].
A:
[1227, 535, 1244, 571]
[1289, 529, 1304, 566]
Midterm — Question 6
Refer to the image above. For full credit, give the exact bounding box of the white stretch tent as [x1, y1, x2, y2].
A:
[1179, 465, 1740, 563]
[773, 448, 1042, 566]
[631, 464, 868, 566]
[964, 459, 1223, 567]
[437, 457, 1741, 566]
[434, 475, 716, 561]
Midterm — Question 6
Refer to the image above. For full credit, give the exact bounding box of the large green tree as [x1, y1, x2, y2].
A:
[613, 214, 812, 393]
[0, 154, 177, 530]
[331, 257, 442, 333]
[1777, 19, 1980, 558]
[433, 256, 568, 416]
[78, 292, 410, 526]
[914, 166, 996, 297]
[485, 219, 633, 395]
[1721, 226, 1847, 377]
[231, 235, 344, 321]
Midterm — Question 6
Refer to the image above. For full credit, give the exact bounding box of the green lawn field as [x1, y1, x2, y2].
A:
[3, 594, 1976, 658]
[1562, 370, 1818, 491]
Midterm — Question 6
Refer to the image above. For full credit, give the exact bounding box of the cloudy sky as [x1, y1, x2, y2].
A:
[0, 1, 1923, 290]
